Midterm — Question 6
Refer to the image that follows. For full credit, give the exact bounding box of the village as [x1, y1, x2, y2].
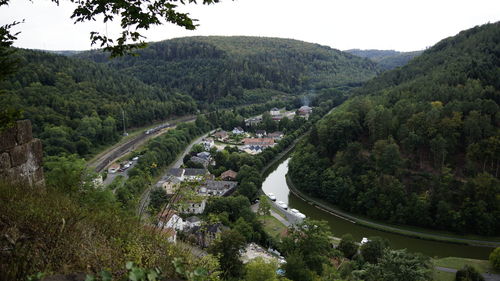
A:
[142, 105, 313, 265]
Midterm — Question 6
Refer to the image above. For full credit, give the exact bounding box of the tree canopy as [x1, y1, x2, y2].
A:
[289, 22, 500, 235]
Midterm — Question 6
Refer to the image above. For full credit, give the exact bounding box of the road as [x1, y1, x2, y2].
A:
[136, 130, 215, 218]
[251, 200, 301, 227]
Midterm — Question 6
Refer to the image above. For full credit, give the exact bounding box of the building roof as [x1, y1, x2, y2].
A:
[183, 168, 208, 176]
[233, 127, 244, 132]
[204, 180, 238, 191]
[191, 156, 208, 165]
[158, 209, 177, 222]
[168, 168, 184, 177]
[271, 107, 279, 111]
[243, 138, 274, 146]
[268, 131, 284, 138]
[256, 130, 266, 134]
[197, 151, 211, 159]
[221, 169, 238, 180]
[186, 216, 201, 223]
[157, 175, 181, 187]
[213, 131, 228, 137]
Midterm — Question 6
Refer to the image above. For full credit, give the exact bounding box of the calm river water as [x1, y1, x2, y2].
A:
[262, 158, 495, 259]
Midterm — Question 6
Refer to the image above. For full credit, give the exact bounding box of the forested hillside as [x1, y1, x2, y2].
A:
[0, 37, 380, 158]
[78, 36, 380, 108]
[290, 22, 500, 235]
[346, 49, 423, 70]
[0, 49, 197, 156]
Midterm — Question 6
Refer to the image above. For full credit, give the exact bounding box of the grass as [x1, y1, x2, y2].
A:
[258, 215, 287, 238]
[433, 257, 498, 274]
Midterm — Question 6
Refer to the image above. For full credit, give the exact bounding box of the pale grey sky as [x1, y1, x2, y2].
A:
[1, 0, 499, 52]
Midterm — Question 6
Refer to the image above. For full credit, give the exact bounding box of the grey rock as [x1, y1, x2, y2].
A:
[15, 120, 32, 144]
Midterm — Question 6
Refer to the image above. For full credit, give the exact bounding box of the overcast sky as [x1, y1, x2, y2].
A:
[1, 0, 499, 52]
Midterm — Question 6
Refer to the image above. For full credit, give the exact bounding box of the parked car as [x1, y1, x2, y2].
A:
[132, 156, 139, 161]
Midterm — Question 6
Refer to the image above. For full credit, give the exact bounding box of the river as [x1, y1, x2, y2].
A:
[262, 158, 494, 259]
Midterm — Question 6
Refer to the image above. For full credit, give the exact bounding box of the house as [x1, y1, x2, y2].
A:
[255, 130, 267, 138]
[167, 168, 185, 180]
[243, 146, 262, 155]
[270, 107, 280, 116]
[107, 163, 120, 174]
[243, 138, 275, 147]
[184, 216, 202, 229]
[183, 168, 208, 181]
[298, 105, 312, 116]
[201, 138, 214, 150]
[157, 209, 184, 231]
[197, 151, 211, 160]
[185, 223, 226, 248]
[271, 114, 283, 121]
[156, 175, 180, 195]
[221, 169, 238, 181]
[267, 131, 284, 140]
[213, 130, 228, 141]
[190, 156, 209, 167]
[232, 127, 245, 135]
[201, 180, 238, 196]
[245, 116, 262, 126]
[181, 199, 207, 214]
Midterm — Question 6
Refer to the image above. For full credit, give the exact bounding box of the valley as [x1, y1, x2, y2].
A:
[0, 8, 498, 280]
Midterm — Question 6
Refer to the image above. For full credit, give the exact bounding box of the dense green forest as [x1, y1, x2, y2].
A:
[0, 37, 379, 158]
[77, 36, 380, 108]
[0, 49, 199, 156]
[346, 49, 423, 70]
[290, 23, 500, 235]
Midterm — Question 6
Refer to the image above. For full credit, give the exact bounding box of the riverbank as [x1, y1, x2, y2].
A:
[285, 174, 500, 247]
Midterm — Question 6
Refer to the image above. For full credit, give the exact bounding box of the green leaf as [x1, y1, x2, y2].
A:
[146, 270, 158, 281]
[126, 261, 134, 270]
[100, 270, 112, 281]
[84, 275, 95, 281]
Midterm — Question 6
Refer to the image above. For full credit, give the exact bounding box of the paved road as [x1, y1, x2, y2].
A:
[251, 200, 302, 227]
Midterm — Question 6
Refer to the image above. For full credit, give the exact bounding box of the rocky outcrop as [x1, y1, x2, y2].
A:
[0, 120, 44, 187]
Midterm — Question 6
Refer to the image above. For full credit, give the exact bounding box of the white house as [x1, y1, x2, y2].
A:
[232, 127, 245, 135]
[201, 138, 215, 150]
[270, 108, 280, 116]
[158, 210, 184, 231]
[182, 199, 207, 214]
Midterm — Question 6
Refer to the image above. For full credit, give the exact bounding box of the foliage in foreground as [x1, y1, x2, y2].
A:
[0, 180, 220, 281]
